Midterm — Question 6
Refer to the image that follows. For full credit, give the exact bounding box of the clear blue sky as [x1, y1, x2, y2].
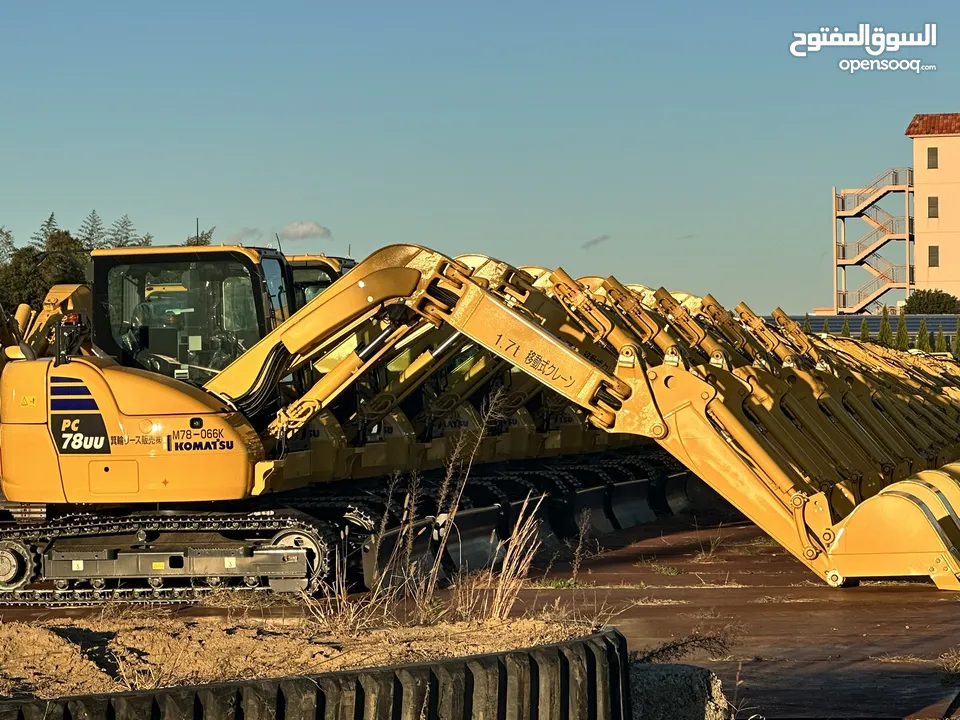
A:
[0, 0, 955, 312]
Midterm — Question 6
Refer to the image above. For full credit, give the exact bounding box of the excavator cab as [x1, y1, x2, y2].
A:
[287, 254, 356, 306]
[86, 248, 358, 385]
[89, 246, 295, 385]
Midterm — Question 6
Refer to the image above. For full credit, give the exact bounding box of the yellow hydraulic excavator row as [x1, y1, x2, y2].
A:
[0, 244, 674, 602]
[454, 259, 960, 589]
[1, 240, 959, 604]
[580, 280, 960, 590]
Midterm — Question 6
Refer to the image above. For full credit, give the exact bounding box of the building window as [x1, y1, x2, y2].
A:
[929, 196, 939, 218]
[929, 245, 940, 268]
[928, 146, 939, 169]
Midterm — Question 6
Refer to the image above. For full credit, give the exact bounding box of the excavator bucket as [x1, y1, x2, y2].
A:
[361, 504, 503, 589]
[436, 503, 506, 574]
[361, 517, 449, 590]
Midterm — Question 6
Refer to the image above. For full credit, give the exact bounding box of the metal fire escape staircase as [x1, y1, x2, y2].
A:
[835, 167, 914, 314]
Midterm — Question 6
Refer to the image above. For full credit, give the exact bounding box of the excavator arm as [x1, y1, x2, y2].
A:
[513, 271, 836, 569]
[205, 245, 463, 418]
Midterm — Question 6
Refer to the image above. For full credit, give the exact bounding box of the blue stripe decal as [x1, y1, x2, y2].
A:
[50, 386, 91, 396]
[50, 376, 82, 383]
[50, 399, 99, 411]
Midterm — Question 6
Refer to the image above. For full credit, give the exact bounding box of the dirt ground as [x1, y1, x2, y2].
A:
[10, 513, 960, 716]
[520, 517, 960, 719]
[0, 612, 591, 700]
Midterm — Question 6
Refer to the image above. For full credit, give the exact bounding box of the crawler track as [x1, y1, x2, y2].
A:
[0, 446, 688, 607]
[0, 510, 337, 606]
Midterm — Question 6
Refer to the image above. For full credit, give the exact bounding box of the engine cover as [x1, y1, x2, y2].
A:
[0, 357, 263, 504]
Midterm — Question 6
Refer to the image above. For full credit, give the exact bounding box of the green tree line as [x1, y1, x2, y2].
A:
[808, 305, 960, 355]
[0, 212, 215, 310]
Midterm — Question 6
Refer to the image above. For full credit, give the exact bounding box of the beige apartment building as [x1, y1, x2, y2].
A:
[911, 114, 960, 296]
[831, 113, 960, 314]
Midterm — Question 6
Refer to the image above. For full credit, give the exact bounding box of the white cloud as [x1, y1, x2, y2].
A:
[278, 220, 332, 240]
[228, 226, 263, 243]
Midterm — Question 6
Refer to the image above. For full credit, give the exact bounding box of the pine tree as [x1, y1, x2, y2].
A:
[936, 324, 948, 352]
[184, 226, 215, 246]
[136, 233, 154, 247]
[77, 210, 108, 249]
[0, 226, 15, 264]
[917, 318, 932, 352]
[43, 229, 86, 278]
[859, 317, 870, 342]
[106, 215, 138, 248]
[895, 308, 910, 351]
[820, 318, 830, 334]
[29, 212, 58, 248]
[877, 306, 893, 347]
[954, 318, 960, 357]
[841, 317, 851, 337]
[802, 313, 811, 333]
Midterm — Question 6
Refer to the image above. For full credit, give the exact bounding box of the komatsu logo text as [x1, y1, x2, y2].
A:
[173, 440, 234, 451]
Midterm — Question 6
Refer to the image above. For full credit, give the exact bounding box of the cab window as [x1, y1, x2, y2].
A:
[99, 258, 262, 383]
[262, 259, 291, 328]
[292, 266, 335, 306]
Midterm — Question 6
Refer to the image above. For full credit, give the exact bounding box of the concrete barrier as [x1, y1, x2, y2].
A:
[629, 662, 733, 720]
[0, 628, 634, 720]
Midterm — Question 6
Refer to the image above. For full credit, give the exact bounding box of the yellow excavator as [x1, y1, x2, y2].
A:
[19, 246, 678, 580]
[7, 240, 960, 605]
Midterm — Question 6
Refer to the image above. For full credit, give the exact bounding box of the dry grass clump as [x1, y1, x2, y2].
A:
[633, 557, 682, 576]
[938, 647, 960, 684]
[299, 488, 547, 637]
[870, 653, 931, 664]
[297, 390, 551, 636]
[692, 521, 728, 564]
